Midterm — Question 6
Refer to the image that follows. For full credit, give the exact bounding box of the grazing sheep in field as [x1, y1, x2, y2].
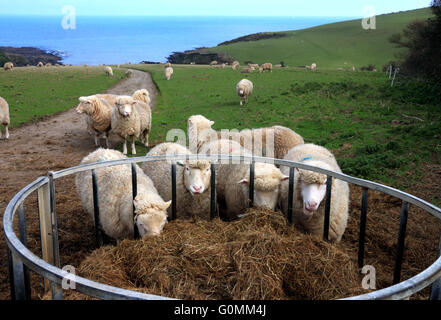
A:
[45, 63, 52, 67]
[142, 143, 213, 220]
[76, 95, 113, 148]
[236, 79, 253, 106]
[259, 63, 273, 73]
[200, 139, 288, 220]
[275, 64, 282, 68]
[75, 148, 170, 240]
[279, 143, 349, 242]
[311, 63, 317, 71]
[164, 67, 174, 80]
[111, 96, 152, 155]
[231, 61, 240, 70]
[105, 66, 113, 77]
[248, 63, 259, 69]
[351, 66, 356, 71]
[209, 61, 218, 66]
[164, 63, 172, 68]
[0, 96, 10, 139]
[125, 69, 133, 77]
[188, 115, 304, 160]
[3, 62, 13, 71]
[37, 62, 44, 67]
[132, 89, 151, 106]
[241, 67, 255, 74]
[216, 63, 226, 69]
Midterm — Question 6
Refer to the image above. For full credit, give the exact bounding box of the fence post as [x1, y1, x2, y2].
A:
[323, 176, 333, 241]
[131, 164, 139, 239]
[17, 204, 31, 299]
[393, 201, 409, 285]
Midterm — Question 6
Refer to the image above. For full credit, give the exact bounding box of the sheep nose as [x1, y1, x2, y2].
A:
[307, 201, 318, 210]
[193, 186, 202, 193]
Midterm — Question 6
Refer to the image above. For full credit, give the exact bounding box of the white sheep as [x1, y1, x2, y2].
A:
[236, 79, 253, 106]
[279, 143, 349, 242]
[105, 66, 113, 77]
[45, 63, 52, 67]
[259, 63, 273, 73]
[164, 67, 174, 80]
[311, 63, 317, 71]
[37, 62, 44, 67]
[231, 61, 240, 70]
[76, 95, 113, 148]
[209, 61, 218, 66]
[125, 69, 133, 77]
[111, 95, 152, 155]
[248, 63, 259, 69]
[164, 62, 172, 68]
[3, 62, 13, 71]
[241, 67, 255, 74]
[0, 96, 10, 139]
[132, 89, 151, 106]
[75, 148, 170, 240]
[142, 143, 213, 220]
[199, 139, 288, 220]
[187, 115, 305, 160]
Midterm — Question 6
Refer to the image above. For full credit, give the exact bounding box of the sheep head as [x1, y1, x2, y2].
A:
[238, 163, 289, 210]
[177, 160, 212, 195]
[133, 89, 150, 104]
[76, 96, 99, 115]
[187, 115, 215, 152]
[115, 96, 136, 118]
[134, 195, 170, 237]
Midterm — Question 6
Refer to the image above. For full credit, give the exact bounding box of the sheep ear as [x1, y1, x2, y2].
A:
[238, 179, 249, 185]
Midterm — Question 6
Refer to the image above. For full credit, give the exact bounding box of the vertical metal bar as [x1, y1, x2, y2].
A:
[131, 163, 139, 239]
[393, 201, 409, 285]
[92, 170, 104, 247]
[47, 172, 60, 268]
[287, 167, 295, 224]
[17, 204, 31, 300]
[50, 282, 63, 300]
[38, 183, 53, 294]
[249, 161, 255, 207]
[323, 175, 333, 241]
[430, 234, 441, 300]
[171, 164, 177, 221]
[210, 163, 216, 220]
[6, 247, 15, 300]
[358, 188, 369, 268]
[11, 253, 26, 300]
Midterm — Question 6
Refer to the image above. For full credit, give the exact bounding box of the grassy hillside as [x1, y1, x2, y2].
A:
[205, 8, 433, 69]
[0, 66, 126, 127]
[129, 64, 440, 196]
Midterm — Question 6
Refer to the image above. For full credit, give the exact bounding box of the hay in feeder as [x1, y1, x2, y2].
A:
[65, 208, 365, 300]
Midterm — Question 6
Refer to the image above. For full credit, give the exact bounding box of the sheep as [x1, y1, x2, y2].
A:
[236, 79, 253, 106]
[248, 63, 259, 69]
[305, 66, 312, 70]
[351, 66, 356, 71]
[216, 63, 226, 69]
[45, 63, 52, 67]
[199, 139, 288, 220]
[231, 61, 240, 70]
[209, 61, 218, 66]
[132, 89, 151, 106]
[75, 148, 170, 240]
[3, 62, 13, 71]
[75, 95, 113, 148]
[164, 63, 172, 68]
[84, 64, 88, 68]
[190, 62, 196, 65]
[125, 69, 133, 77]
[111, 95, 151, 155]
[105, 66, 113, 77]
[259, 63, 273, 73]
[164, 67, 174, 80]
[142, 143, 213, 220]
[311, 63, 317, 71]
[279, 143, 349, 242]
[187, 115, 304, 160]
[37, 62, 44, 67]
[0, 96, 10, 139]
[241, 67, 255, 74]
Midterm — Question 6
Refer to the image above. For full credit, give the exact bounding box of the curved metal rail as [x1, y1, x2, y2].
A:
[3, 154, 441, 300]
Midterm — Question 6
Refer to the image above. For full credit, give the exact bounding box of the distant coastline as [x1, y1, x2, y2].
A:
[0, 46, 63, 66]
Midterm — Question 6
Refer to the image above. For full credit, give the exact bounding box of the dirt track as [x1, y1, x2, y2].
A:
[0, 69, 158, 299]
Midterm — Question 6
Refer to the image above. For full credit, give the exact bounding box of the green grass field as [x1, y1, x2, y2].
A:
[129, 64, 440, 192]
[0, 66, 126, 127]
[205, 8, 433, 69]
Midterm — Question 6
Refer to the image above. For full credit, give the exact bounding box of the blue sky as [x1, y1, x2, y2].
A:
[0, 0, 432, 16]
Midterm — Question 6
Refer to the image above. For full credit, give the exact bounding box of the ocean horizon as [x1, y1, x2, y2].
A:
[0, 15, 357, 65]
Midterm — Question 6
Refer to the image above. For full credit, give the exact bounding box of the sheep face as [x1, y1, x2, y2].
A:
[134, 196, 170, 237]
[239, 163, 289, 210]
[76, 97, 97, 115]
[178, 160, 211, 195]
[115, 97, 136, 118]
[297, 168, 328, 216]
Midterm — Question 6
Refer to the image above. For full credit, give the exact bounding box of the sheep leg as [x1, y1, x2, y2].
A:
[105, 132, 111, 148]
[0, 128, 2, 139]
[144, 132, 149, 147]
[4, 125, 9, 139]
[130, 136, 137, 155]
[94, 134, 99, 147]
[123, 140, 128, 155]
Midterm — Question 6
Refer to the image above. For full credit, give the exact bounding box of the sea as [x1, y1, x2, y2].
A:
[0, 15, 355, 65]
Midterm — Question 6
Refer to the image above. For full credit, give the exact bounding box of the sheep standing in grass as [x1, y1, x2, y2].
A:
[165, 67, 174, 80]
[210, 61, 218, 66]
[105, 66, 113, 77]
[311, 63, 317, 71]
[164, 63, 172, 68]
[200, 139, 289, 220]
[188, 115, 304, 159]
[3, 62, 13, 71]
[76, 95, 113, 148]
[259, 63, 273, 73]
[111, 96, 151, 155]
[0, 96, 10, 139]
[248, 63, 259, 69]
[37, 61, 44, 67]
[75, 148, 170, 240]
[142, 143, 213, 220]
[241, 67, 255, 74]
[232, 61, 240, 70]
[279, 143, 349, 242]
[236, 79, 253, 106]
